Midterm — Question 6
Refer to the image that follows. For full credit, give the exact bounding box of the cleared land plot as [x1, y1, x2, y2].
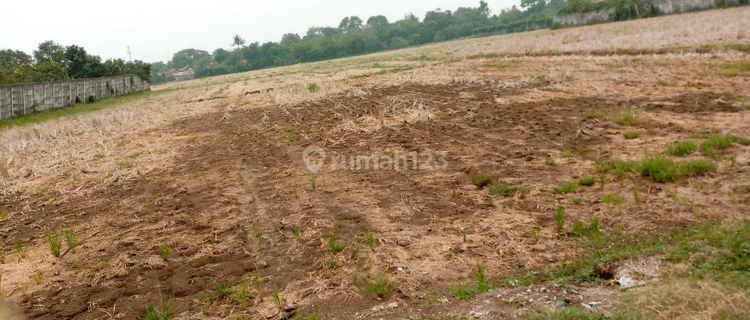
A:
[0, 7, 749, 320]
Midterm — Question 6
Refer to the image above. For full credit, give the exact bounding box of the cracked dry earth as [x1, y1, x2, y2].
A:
[0, 52, 749, 320]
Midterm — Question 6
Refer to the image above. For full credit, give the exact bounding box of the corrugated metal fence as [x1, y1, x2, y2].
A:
[0, 74, 150, 120]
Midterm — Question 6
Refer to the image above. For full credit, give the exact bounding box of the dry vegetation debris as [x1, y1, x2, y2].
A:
[1, 7, 750, 320]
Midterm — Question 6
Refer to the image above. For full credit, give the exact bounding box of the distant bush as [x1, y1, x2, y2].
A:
[558, 0, 639, 15]
[389, 37, 409, 50]
[610, 2, 637, 21]
[649, 4, 660, 16]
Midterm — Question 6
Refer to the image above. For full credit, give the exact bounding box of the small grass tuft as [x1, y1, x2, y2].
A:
[469, 173, 494, 188]
[290, 310, 321, 320]
[632, 187, 642, 203]
[446, 260, 492, 300]
[489, 184, 522, 197]
[141, 291, 174, 320]
[158, 243, 170, 260]
[361, 230, 376, 250]
[307, 83, 320, 93]
[273, 285, 283, 308]
[598, 154, 714, 183]
[722, 61, 750, 72]
[118, 159, 135, 168]
[327, 231, 345, 253]
[361, 274, 394, 297]
[14, 239, 25, 258]
[93, 254, 109, 270]
[283, 125, 300, 141]
[700, 133, 735, 157]
[577, 176, 595, 186]
[602, 194, 625, 206]
[562, 149, 575, 158]
[215, 278, 235, 296]
[667, 140, 696, 156]
[229, 277, 252, 308]
[554, 206, 566, 229]
[554, 182, 576, 194]
[127, 152, 143, 159]
[639, 154, 714, 182]
[612, 106, 639, 126]
[623, 130, 641, 139]
[585, 110, 606, 119]
[44, 229, 63, 258]
[63, 229, 76, 253]
[254, 229, 264, 249]
[309, 175, 317, 191]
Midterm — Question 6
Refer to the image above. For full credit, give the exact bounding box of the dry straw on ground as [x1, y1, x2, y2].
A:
[0, 7, 749, 319]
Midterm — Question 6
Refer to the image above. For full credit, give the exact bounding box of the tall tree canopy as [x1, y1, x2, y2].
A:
[1, 42, 151, 85]
[0, 49, 33, 70]
[33, 40, 66, 65]
[232, 35, 246, 50]
[339, 16, 364, 33]
[161, 1, 563, 82]
[366, 15, 390, 29]
[168, 49, 210, 69]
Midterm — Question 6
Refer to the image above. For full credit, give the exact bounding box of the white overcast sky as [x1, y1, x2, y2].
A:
[1, 0, 520, 64]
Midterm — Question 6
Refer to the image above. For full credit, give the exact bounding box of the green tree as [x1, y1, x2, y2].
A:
[150, 61, 168, 83]
[305, 27, 341, 38]
[0, 61, 68, 85]
[520, 0, 548, 13]
[280, 33, 301, 46]
[232, 35, 246, 50]
[339, 16, 364, 33]
[64, 45, 93, 79]
[127, 60, 151, 83]
[168, 49, 210, 69]
[212, 48, 230, 63]
[390, 37, 409, 49]
[31, 61, 69, 82]
[33, 40, 66, 65]
[193, 57, 212, 73]
[164, 1, 551, 82]
[0, 49, 33, 69]
[102, 58, 127, 77]
[366, 15, 390, 29]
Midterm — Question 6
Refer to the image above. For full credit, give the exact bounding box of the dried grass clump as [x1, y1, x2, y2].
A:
[0, 157, 8, 181]
[626, 280, 749, 320]
[0, 89, 214, 193]
[329, 97, 438, 134]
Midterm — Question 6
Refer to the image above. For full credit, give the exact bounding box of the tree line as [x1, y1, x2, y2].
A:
[151, 0, 564, 83]
[0, 41, 151, 85]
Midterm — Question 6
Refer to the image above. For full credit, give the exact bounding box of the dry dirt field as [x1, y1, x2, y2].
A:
[1, 7, 749, 320]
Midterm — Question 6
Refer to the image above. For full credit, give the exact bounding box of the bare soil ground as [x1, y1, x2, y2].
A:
[1, 7, 749, 320]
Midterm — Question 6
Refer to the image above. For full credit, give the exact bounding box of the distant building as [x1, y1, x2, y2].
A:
[166, 65, 194, 81]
